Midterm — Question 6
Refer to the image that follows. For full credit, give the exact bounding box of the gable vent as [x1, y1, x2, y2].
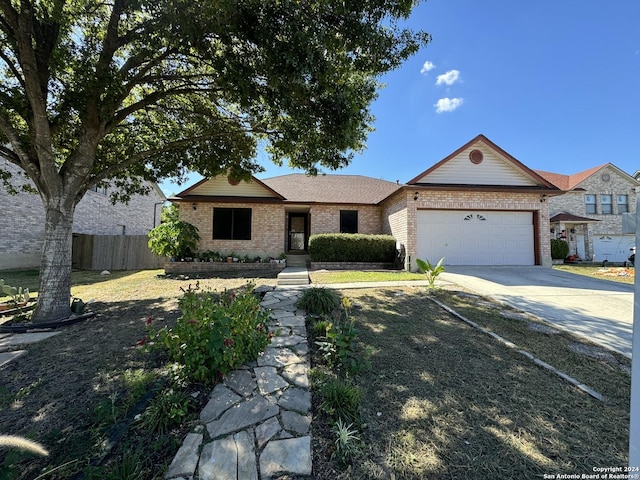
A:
[469, 149, 484, 164]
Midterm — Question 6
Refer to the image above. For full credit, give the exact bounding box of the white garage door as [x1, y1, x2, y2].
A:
[593, 235, 635, 263]
[416, 210, 535, 266]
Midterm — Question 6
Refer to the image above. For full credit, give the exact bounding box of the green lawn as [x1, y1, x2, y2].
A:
[309, 269, 425, 284]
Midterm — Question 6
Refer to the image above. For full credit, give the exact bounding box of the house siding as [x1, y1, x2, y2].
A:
[414, 145, 538, 186]
[181, 201, 286, 258]
[380, 190, 409, 260]
[0, 159, 165, 270]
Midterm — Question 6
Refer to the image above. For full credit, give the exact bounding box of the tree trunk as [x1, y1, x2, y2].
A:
[31, 203, 76, 323]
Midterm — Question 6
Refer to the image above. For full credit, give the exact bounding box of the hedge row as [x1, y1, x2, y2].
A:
[308, 234, 397, 262]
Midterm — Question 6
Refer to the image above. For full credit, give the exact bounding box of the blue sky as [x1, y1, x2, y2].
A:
[160, 0, 640, 196]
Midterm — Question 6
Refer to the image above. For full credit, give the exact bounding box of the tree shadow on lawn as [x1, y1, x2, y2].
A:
[339, 288, 628, 480]
[0, 297, 183, 479]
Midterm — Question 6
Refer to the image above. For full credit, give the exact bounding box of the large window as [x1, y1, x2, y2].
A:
[213, 208, 252, 240]
[617, 195, 629, 214]
[340, 210, 358, 234]
[601, 194, 612, 214]
[585, 194, 597, 214]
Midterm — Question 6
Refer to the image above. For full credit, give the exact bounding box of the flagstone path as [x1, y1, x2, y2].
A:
[165, 287, 312, 480]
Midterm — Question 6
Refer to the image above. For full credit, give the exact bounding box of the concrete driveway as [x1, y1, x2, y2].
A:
[439, 266, 634, 358]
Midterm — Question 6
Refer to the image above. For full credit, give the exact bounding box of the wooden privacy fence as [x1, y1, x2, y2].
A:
[72, 234, 165, 271]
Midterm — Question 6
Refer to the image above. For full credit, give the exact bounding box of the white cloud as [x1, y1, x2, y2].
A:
[436, 70, 461, 86]
[420, 61, 435, 74]
[434, 97, 464, 113]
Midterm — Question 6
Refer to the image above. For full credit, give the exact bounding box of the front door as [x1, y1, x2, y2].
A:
[288, 213, 308, 251]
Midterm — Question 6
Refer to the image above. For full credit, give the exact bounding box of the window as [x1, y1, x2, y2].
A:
[585, 194, 596, 214]
[340, 210, 358, 234]
[90, 185, 108, 195]
[617, 195, 629, 214]
[601, 194, 612, 214]
[213, 208, 251, 240]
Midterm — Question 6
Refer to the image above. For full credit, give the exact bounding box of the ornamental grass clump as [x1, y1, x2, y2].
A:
[295, 286, 340, 315]
[154, 283, 271, 384]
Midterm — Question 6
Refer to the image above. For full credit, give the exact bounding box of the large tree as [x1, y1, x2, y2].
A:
[0, 0, 429, 322]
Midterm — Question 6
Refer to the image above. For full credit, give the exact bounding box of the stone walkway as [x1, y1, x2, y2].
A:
[165, 287, 312, 480]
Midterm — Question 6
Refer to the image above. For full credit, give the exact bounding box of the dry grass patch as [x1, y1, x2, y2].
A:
[313, 287, 629, 479]
[434, 290, 631, 402]
[0, 269, 277, 479]
[553, 264, 634, 284]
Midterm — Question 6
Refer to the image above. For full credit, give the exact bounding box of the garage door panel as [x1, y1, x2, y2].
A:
[417, 210, 534, 266]
[593, 235, 634, 263]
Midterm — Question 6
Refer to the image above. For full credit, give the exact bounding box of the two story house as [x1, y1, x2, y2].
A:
[536, 164, 640, 263]
[0, 159, 166, 270]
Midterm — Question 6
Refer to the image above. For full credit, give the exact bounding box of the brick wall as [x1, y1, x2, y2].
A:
[0, 159, 165, 270]
[309, 205, 381, 235]
[402, 190, 551, 269]
[179, 188, 551, 270]
[181, 201, 286, 259]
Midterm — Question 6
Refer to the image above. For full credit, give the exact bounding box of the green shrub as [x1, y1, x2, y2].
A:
[316, 320, 364, 377]
[308, 234, 396, 262]
[155, 284, 271, 384]
[551, 239, 569, 259]
[320, 379, 361, 424]
[148, 220, 200, 259]
[138, 388, 190, 434]
[295, 287, 340, 315]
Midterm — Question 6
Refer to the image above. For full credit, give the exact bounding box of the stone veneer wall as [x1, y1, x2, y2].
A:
[0, 159, 165, 270]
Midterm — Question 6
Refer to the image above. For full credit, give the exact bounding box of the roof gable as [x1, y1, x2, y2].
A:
[173, 175, 284, 199]
[535, 163, 640, 190]
[407, 134, 556, 189]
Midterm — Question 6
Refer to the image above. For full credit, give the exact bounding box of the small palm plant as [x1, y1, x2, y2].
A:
[416, 257, 445, 289]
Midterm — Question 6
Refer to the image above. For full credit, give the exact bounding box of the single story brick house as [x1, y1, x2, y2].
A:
[171, 134, 560, 270]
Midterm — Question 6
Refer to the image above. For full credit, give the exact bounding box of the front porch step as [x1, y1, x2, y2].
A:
[286, 255, 310, 268]
[277, 267, 310, 286]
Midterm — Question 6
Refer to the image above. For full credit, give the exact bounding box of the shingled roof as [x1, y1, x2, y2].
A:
[535, 165, 608, 190]
[261, 174, 401, 204]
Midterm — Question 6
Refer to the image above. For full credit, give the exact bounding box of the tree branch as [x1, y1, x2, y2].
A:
[90, 131, 228, 184]
[107, 85, 223, 130]
[0, 48, 26, 89]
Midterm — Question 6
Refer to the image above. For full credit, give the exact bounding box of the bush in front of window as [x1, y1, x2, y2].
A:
[309, 234, 396, 262]
[551, 239, 569, 260]
[148, 220, 200, 260]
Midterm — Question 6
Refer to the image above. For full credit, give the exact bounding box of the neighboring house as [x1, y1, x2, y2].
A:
[171, 134, 560, 270]
[536, 164, 640, 263]
[0, 159, 166, 270]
